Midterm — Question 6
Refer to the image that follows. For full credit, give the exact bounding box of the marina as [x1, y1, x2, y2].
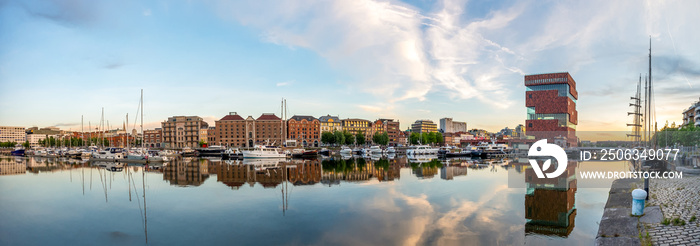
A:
[0, 154, 630, 245]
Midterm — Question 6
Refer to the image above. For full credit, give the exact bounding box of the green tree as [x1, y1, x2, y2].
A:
[435, 132, 444, 144]
[333, 130, 345, 146]
[343, 130, 354, 145]
[410, 132, 419, 145]
[199, 139, 206, 147]
[22, 141, 30, 149]
[356, 131, 366, 145]
[373, 131, 389, 145]
[321, 132, 336, 145]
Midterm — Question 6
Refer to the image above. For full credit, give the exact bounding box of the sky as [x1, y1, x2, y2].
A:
[0, 0, 698, 133]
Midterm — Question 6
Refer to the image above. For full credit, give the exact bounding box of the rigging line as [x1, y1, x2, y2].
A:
[131, 167, 145, 229]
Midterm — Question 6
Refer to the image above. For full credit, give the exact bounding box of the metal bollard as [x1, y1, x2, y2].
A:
[632, 189, 647, 216]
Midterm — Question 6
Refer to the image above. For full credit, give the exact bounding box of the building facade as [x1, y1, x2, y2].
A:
[342, 119, 371, 143]
[411, 120, 438, 133]
[161, 116, 209, 149]
[144, 128, 163, 148]
[525, 72, 578, 147]
[681, 97, 700, 127]
[0, 126, 26, 144]
[439, 118, 467, 133]
[318, 115, 342, 133]
[381, 119, 400, 146]
[211, 112, 286, 147]
[287, 115, 320, 147]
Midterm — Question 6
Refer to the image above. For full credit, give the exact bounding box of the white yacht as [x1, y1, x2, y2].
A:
[339, 146, 352, 155]
[94, 148, 125, 160]
[242, 145, 286, 158]
[386, 147, 396, 154]
[369, 146, 383, 154]
[406, 145, 438, 155]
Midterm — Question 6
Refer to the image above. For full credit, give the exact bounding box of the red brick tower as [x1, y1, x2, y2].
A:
[525, 72, 578, 147]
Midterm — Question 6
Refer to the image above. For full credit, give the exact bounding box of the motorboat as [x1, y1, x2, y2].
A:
[11, 147, 25, 156]
[406, 145, 438, 156]
[319, 148, 331, 156]
[242, 145, 287, 158]
[291, 149, 318, 158]
[94, 148, 125, 160]
[339, 146, 352, 155]
[386, 147, 396, 154]
[196, 145, 226, 157]
[369, 146, 383, 154]
[222, 148, 243, 159]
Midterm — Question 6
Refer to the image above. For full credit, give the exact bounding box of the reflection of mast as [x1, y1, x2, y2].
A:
[281, 162, 288, 216]
[143, 166, 148, 244]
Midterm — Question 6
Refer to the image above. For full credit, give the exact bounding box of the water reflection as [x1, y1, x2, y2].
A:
[524, 160, 577, 238]
[0, 157, 25, 176]
[0, 155, 627, 245]
[163, 158, 210, 186]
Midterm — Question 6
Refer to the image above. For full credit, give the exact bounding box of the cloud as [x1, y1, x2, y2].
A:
[52, 122, 80, 127]
[16, 0, 101, 27]
[142, 8, 151, 17]
[276, 80, 294, 87]
[212, 0, 525, 110]
[103, 61, 125, 69]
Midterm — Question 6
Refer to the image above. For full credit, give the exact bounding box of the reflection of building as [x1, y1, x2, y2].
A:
[524, 161, 577, 237]
[213, 159, 321, 189]
[440, 166, 468, 180]
[163, 159, 209, 186]
[525, 72, 577, 147]
[0, 158, 25, 175]
[287, 115, 320, 147]
[411, 120, 437, 133]
[439, 118, 467, 133]
[412, 166, 438, 179]
[161, 116, 209, 149]
[0, 126, 26, 143]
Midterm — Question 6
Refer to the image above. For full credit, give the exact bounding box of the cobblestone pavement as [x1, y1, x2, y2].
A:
[645, 175, 700, 246]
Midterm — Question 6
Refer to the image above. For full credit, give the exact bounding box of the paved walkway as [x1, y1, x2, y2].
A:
[645, 175, 700, 246]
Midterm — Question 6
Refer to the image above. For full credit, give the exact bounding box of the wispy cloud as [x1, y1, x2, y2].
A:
[276, 80, 294, 87]
[142, 8, 151, 17]
[16, 0, 101, 27]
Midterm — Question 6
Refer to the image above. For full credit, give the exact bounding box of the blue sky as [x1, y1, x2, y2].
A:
[1, 0, 698, 132]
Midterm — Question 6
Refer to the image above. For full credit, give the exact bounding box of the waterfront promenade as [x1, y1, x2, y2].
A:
[645, 176, 700, 245]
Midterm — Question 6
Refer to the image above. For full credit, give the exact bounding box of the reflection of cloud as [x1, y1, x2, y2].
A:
[313, 183, 524, 246]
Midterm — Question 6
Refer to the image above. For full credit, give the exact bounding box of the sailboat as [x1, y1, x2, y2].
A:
[126, 90, 168, 162]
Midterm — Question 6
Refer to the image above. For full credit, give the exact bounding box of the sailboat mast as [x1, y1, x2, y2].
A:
[141, 89, 143, 149]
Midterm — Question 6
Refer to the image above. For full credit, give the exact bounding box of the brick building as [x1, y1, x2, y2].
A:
[211, 112, 285, 147]
[525, 72, 578, 147]
[287, 115, 320, 147]
[144, 128, 162, 148]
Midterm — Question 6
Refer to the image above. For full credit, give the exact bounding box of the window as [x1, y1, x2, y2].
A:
[528, 94, 532, 98]
[528, 123, 533, 127]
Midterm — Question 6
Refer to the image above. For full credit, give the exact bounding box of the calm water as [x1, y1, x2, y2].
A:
[0, 156, 628, 246]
